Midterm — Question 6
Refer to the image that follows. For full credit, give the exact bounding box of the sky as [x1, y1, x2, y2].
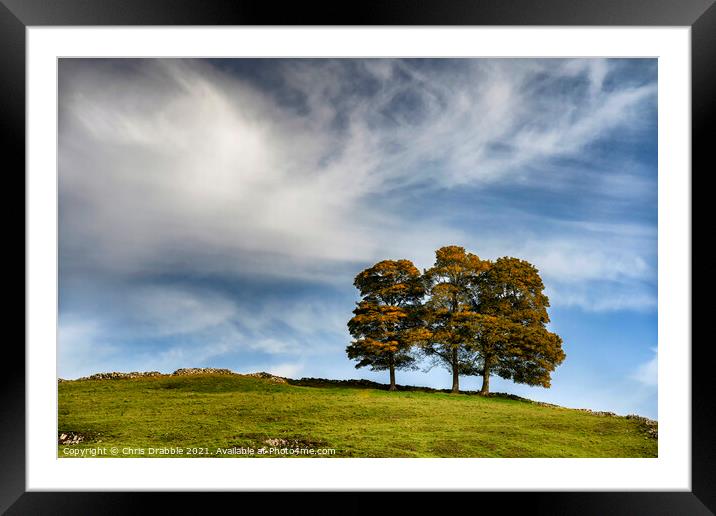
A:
[58, 58, 658, 418]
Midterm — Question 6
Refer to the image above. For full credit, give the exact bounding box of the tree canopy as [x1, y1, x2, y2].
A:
[346, 259, 424, 390]
[420, 246, 489, 393]
[468, 257, 565, 394]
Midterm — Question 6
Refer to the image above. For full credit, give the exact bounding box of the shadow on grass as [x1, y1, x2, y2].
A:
[287, 377, 532, 401]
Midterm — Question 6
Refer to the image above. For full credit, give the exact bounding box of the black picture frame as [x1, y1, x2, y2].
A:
[4, 1, 711, 513]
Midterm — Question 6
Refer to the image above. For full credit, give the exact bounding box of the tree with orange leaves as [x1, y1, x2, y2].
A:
[420, 246, 489, 393]
[346, 259, 424, 391]
[469, 257, 565, 395]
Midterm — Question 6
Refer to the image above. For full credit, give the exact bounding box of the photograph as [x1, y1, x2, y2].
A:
[56, 57, 659, 459]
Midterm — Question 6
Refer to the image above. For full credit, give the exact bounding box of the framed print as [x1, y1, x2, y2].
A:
[5, 0, 712, 513]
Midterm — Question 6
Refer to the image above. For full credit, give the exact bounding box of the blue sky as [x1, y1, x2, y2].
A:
[58, 58, 658, 418]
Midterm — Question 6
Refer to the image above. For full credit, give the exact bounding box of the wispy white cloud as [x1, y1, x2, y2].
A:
[630, 348, 658, 387]
[124, 285, 237, 337]
[58, 317, 119, 379]
[60, 58, 655, 300]
[58, 279, 350, 377]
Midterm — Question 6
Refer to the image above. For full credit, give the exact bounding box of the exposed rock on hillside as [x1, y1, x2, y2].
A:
[626, 414, 658, 438]
[172, 368, 234, 376]
[76, 371, 163, 381]
[58, 431, 86, 445]
[244, 371, 288, 384]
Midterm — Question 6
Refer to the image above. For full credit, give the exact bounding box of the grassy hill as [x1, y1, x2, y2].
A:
[58, 372, 657, 458]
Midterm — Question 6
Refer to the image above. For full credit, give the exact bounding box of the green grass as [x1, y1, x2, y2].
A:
[58, 374, 657, 458]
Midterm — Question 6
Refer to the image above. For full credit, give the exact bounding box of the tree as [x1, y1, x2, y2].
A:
[468, 257, 566, 395]
[346, 259, 424, 391]
[420, 246, 489, 393]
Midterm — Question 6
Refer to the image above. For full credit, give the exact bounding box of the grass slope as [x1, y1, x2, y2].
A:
[58, 374, 657, 458]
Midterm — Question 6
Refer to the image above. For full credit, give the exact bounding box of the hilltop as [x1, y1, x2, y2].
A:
[58, 370, 657, 458]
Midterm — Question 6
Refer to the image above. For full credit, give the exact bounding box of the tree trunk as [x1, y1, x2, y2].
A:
[480, 363, 490, 395]
[451, 347, 460, 393]
[388, 355, 397, 391]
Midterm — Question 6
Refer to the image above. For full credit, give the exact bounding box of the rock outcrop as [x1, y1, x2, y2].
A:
[58, 431, 85, 445]
[172, 368, 234, 376]
[244, 371, 288, 384]
[76, 371, 163, 381]
[626, 414, 658, 438]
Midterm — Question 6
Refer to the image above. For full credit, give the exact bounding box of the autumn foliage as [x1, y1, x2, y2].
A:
[347, 247, 566, 394]
[346, 260, 424, 391]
